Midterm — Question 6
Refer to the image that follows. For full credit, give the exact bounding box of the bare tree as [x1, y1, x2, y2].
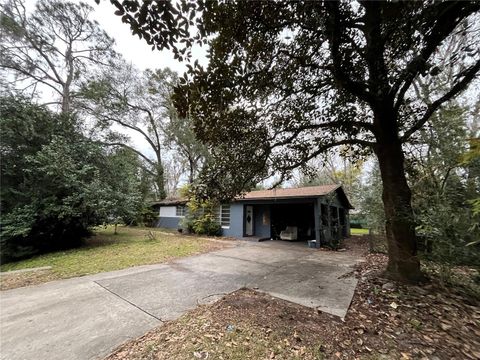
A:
[79, 60, 176, 199]
[0, 0, 115, 113]
[164, 154, 186, 198]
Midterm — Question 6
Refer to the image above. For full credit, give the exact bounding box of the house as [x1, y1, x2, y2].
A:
[152, 184, 354, 246]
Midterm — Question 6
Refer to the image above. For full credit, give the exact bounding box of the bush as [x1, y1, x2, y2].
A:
[179, 186, 222, 236]
[416, 198, 480, 267]
[0, 97, 144, 262]
[192, 214, 222, 236]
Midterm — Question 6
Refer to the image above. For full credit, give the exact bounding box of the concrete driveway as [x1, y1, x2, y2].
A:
[0, 240, 361, 360]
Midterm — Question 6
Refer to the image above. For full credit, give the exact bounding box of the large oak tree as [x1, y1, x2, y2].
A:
[104, 0, 480, 283]
[0, 0, 115, 113]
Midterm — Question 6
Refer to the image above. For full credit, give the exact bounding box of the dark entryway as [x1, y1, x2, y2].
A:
[270, 203, 315, 241]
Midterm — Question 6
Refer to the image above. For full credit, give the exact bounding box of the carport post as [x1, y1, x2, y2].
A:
[314, 198, 321, 248]
[346, 211, 351, 237]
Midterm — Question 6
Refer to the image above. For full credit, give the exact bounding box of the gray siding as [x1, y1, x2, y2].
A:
[156, 217, 181, 229]
[254, 204, 271, 239]
[221, 203, 244, 238]
[154, 189, 350, 241]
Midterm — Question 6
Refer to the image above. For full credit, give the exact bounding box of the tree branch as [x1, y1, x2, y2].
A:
[269, 120, 375, 146]
[324, 1, 372, 104]
[279, 138, 375, 171]
[97, 141, 155, 169]
[401, 59, 480, 142]
[0, 64, 63, 96]
[391, 1, 480, 110]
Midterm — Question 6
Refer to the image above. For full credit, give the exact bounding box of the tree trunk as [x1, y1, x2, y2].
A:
[188, 156, 195, 184]
[155, 162, 166, 200]
[62, 45, 74, 114]
[374, 113, 424, 283]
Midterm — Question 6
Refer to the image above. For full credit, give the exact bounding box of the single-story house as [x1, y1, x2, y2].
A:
[152, 184, 354, 246]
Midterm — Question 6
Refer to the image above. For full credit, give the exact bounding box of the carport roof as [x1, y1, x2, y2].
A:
[237, 184, 354, 209]
[241, 184, 339, 199]
[152, 184, 354, 209]
[151, 198, 187, 206]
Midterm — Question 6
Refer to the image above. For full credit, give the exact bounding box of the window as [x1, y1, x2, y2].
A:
[219, 205, 230, 228]
[176, 205, 186, 217]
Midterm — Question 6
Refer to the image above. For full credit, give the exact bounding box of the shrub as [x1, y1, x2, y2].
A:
[179, 185, 222, 236]
[192, 214, 222, 236]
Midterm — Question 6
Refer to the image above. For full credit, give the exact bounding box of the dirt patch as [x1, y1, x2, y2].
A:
[0, 269, 58, 291]
[105, 243, 480, 360]
[341, 235, 370, 256]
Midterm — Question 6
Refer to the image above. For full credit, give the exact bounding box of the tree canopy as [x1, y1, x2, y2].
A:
[0, 97, 144, 261]
[106, 0, 480, 282]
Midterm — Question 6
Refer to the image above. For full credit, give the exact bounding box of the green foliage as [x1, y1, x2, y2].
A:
[132, 206, 158, 227]
[180, 186, 221, 236]
[191, 215, 222, 237]
[103, 148, 144, 226]
[359, 165, 386, 233]
[409, 104, 480, 266]
[0, 97, 144, 262]
[416, 197, 479, 266]
[464, 138, 480, 245]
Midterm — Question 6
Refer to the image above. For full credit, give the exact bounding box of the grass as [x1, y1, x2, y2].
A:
[0, 226, 228, 290]
[350, 228, 370, 235]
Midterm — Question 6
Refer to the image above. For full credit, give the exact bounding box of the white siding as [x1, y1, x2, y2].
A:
[159, 206, 176, 217]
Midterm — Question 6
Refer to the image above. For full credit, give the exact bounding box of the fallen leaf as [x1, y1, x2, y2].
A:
[293, 330, 301, 341]
[440, 323, 452, 331]
[423, 335, 433, 342]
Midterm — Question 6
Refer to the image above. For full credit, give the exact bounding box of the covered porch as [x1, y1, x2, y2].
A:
[239, 197, 350, 247]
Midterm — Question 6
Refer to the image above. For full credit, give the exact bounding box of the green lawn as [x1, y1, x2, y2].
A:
[350, 227, 370, 235]
[0, 226, 228, 289]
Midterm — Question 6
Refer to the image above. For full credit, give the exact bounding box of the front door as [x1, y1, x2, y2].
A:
[245, 205, 254, 236]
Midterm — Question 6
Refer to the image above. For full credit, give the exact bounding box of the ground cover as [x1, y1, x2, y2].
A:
[1, 226, 230, 290]
[105, 237, 479, 360]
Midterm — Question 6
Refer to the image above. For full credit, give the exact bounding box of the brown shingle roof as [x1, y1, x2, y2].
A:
[241, 184, 341, 200]
[152, 184, 354, 208]
[151, 198, 188, 206]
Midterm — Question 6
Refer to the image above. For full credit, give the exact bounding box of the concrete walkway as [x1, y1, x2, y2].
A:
[0, 241, 361, 360]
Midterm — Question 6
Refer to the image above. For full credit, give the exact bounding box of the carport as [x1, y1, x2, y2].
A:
[235, 185, 354, 247]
